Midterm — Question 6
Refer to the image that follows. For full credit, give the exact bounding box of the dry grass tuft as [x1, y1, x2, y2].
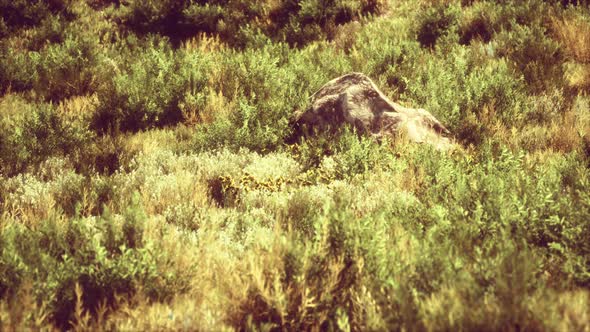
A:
[200, 88, 236, 125]
[56, 94, 99, 123]
[553, 12, 590, 91]
[564, 62, 590, 91]
[553, 14, 590, 63]
[333, 21, 362, 53]
[183, 33, 227, 54]
[549, 96, 590, 153]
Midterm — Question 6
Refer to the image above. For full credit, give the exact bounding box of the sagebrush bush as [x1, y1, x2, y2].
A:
[416, 3, 460, 48]
[553, 8, 590, 93]
[459, 1, 500, 45]
[120, 0, 386, 47]
[0, 7, 109, 98]
[33, 35, 102, 101]
[553, 8, 590, 63]
[0, 47, 36, 94]
[93, 38, 210, 133]
[0, 97, 93, 176]
[193, 43, 316, 151]
[495, 24, 564, 94]
[0, 0, 76, 36]
[0, 195, 194, 329]
[2, 1, 590, 330]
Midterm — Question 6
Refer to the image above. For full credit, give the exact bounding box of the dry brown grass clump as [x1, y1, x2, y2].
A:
[553, 11, 590, 90]
[553, 13, 590, 63]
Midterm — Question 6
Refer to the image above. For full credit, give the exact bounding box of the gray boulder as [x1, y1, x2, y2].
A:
[292, 72, 451, 149]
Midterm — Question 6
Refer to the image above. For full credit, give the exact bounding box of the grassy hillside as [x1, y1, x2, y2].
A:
[1, 0, 590, 330]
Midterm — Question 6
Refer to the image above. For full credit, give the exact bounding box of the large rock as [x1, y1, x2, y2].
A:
[292, 72, 451, 149]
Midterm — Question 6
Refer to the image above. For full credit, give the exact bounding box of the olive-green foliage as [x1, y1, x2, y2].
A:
[93, 37, 210, 133]
[34, 36, 102, 101]
[121, 0, 387, 47]
[225, 144, 589, 330]
[417, 3, 460, 48]
[0, 97, 92, 176]
[0, 8, 105, 98]
[193, 43, 304, 151]
[0, 194, 191, 330]
[0, 0, 75, 37]
[0, 47, 36, 94]
[1, 0, 590, 330]
[1, 36, 100, 100]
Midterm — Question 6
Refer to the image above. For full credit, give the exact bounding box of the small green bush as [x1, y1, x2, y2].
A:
[401, 48, 527, 145]
[495, 24, 564, 93]
[274, 0, 382, 46]
[0, 98, 93, 176]
[120, 0, 386, 47]
[0, 195, 192, 329]
[193, 44, 303, 151]
[0, 47, 36, 95]
[459, 2, 499, 45]
[1, 20, 103, 100]
[33, 36, 102, 101]
[416, 4, 460, 48]
[0, 0, 75, 35]
[93, 39, 210, 133]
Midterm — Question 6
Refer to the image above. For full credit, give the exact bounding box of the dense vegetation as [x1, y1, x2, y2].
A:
[1, 0, 590, 330]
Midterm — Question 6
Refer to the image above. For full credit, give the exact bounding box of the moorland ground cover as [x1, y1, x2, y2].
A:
[1, 0, 590, 330]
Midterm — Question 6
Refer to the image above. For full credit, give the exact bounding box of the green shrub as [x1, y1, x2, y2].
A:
[416, 4, 460, 48]
[0, 0, 75, 35]
[269, 0, 387, 46]
[298, 129, 394, 178]
[193, 44, 302, 151]
[1, 22, 103, 99]
[495, 23, 564, 94]
[0, 47, 36, 95]
[401, 47, 527, 145]
[0, 229, 27, 300]
[459, 2, 499, 45]
[120, 0, 386, 47]
[0, 98, 93, 176]
[0, 195, 192, 329]
[22, 14, 67, 50]
[33, 36, 102, 101]
[121, 0, 195, 45]
[352, 36, 421, 97]
[93, 39, 210, 133]
[399, 144, 590, 283]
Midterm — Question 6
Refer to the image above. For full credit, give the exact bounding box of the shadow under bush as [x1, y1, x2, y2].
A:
[119, 0, 387, 48]
[0, 0, 76, 37]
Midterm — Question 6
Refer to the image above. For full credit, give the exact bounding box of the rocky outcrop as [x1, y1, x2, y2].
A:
[292, 72, 451, 149]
